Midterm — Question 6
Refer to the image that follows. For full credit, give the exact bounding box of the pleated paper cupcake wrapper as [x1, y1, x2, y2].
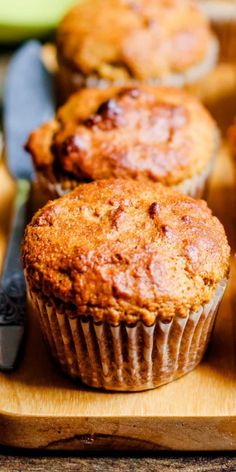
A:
[175, 157, 214, 199]
[57, 38, 218, 102]
[36, 153, 215, 201]
[29, 278, 227, 391]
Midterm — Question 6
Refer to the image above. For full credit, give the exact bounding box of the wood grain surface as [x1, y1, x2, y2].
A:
[0, 450, 236, 472]
[0, 62, 236, 453]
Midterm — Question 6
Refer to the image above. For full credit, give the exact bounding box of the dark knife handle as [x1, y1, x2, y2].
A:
[0, 179, 30, 326]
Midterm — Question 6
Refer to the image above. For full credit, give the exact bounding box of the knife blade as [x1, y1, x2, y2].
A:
[0, 40, 55, 370]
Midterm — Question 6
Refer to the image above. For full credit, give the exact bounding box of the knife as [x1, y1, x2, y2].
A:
[0, 41, 55, 370]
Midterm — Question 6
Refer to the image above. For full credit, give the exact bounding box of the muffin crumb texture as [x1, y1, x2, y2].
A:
[57, 0, 215, 81]
[26, 85, 217, 191]
[22, 179, 230, 326]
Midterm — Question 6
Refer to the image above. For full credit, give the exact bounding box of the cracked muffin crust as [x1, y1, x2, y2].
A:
[22, 179, 230, 326]
[56, 0, 218, 99]
[26, 85, 219, 197]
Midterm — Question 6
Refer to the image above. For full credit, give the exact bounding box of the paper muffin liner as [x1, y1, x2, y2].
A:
[57, 38, 218, 102]
[175, 157, 214, 198]
[35, 150, 216, 201]
[29, 278, 227, 391]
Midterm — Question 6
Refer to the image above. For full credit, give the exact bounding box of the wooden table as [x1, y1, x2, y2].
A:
[0, 449, 236, 471]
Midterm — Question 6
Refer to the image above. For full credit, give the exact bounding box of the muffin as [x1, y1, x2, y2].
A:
[26, 85, 219, 199]
[199, 0, 236, 61]
[56, 0, 218, 100]
[22, 179, 230, 391]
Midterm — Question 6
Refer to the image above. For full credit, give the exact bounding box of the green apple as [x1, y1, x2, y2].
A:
[0, 0, 80, 42]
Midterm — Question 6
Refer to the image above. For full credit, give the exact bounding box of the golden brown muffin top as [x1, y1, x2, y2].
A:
[26, 85, 217, 188]
[57, 0, 215, 81]
[22, 179, 230, 325]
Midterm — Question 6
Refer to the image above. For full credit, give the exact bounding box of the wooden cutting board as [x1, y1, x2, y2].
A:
[0, 64, 236, 452]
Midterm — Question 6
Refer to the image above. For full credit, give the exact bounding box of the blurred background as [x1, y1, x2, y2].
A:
[0, 0, 78, 42]
[0, 0, 79, 105]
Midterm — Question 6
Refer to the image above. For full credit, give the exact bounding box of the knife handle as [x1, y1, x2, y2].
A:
[0, 179, 30, 325]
